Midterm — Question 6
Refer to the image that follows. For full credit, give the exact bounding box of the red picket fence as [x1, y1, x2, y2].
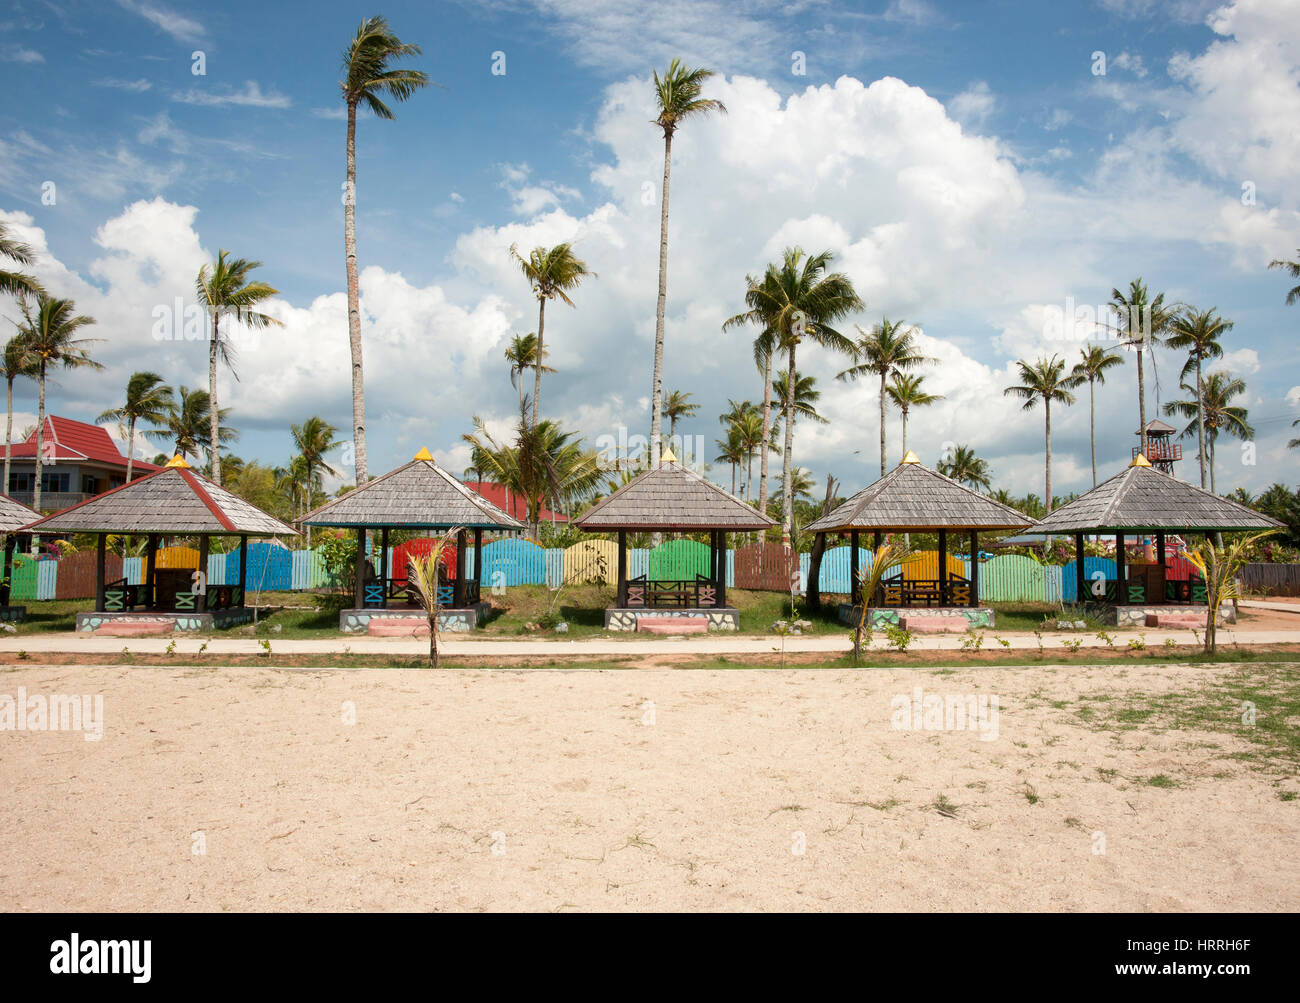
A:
[54, 551, 124, 600]
[388, 538, 457, 585]
[732, 541, 797, 591]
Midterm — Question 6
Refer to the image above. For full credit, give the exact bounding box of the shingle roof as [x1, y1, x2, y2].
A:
[7, 415, 162, 473]
[806, 458, 1036, 532]
[574, 462, 776, 531]
[1033, 461, 1285, 533]
[301, 457, 527, 530]
[20, 463, 298, 536]
[0, 493, 40, 533]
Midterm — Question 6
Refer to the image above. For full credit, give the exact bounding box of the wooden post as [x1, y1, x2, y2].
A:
[617, 530, 628, 607]
[1155, 531, 1166, 567]
[95, 533, 106, 613]
[850, 530, 860, 606]
[146, 533, 159, 609]
[1115, 532, 1126, 605]
[969, 531, 979, 607]
[354, 527, 366, 609]
[196, 535, 209, 613]
[380, 526, 390, 610]
[473, 527, 483, 593]
[2, 535, 13, 604]
[237, 534, 247, 607]
[717, 530, 727, 609]
[938, 529, 948, 606]
[454, 529, 467, 608]
[1075, 533, 1086, 605]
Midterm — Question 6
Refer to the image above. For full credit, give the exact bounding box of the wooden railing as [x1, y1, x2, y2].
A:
[623, 574, 718, 608]
[875, 571, 973, 607]
[102, 578, 244, 612]
[362, 577, 480, 609]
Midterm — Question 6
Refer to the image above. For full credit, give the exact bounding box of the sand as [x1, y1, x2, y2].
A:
[1, 662, 1296, 912]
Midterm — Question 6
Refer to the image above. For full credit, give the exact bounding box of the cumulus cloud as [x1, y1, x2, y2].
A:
[949, 81, 995, 127]
[172, 81, 290, 109]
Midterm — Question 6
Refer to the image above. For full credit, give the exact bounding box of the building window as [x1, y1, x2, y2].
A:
[41, 472, 70, 493]
[82, 476, 98, 494]
[9, 472, 32, 493]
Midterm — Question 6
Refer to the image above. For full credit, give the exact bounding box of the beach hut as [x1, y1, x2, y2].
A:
[572, 451, 776, 631]
[0, 493, 40, 621]
[300, 448, 526, 632]
[19, 455, 297, 632]
[805, 452, 1035, 629]
[1033, 454, 1283, 626]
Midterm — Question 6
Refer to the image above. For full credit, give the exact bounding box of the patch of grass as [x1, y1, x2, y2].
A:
[1145, 774, 1181, 789]
[932, 794, 959, 817]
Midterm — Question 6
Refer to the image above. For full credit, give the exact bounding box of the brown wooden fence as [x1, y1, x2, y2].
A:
[732, 541, 798, 591]
[54, 551, 124, 600]
[1239, 563, 1300, 596]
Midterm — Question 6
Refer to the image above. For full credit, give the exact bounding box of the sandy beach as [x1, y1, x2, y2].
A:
[2, 661, 1296, 912]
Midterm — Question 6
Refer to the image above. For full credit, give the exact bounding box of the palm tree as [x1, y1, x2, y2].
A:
[508, 242, 593, 430]
[1289, 418, 1299, 450]
[714, 426, 745, 496]
[1070, 345, 1124, 486]
[1003, 355, 1078, 514]
[194, 250, 281, 485]
[20, 295, 101, 512]
[504, 332, 552, 412]
[938, 444, 991, 491]
[649, 59, 726, 464]
[1164, 307, 1231, 489]
[1163, 371, 1253, 496]
[838, 318, 934, 476]
[1269, 250, 1300, 305]
[724, 248, 862, 544]
[95, 372, 173, 483]
[662, 389, 699, 440]
[2, 331, 36, 495]
[0, 221, 42, 300]
[291, 416, 344, 544]
[1106, 279, 1174, 458]
[884, 372, 942, 459]
[776, 466, 815, 504]
[148, 386, 236, 463]
[340, 15, 431, 485]
[732, 408, 765, 501]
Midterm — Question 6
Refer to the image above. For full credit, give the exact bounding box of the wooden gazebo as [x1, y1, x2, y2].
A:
[19, 455, 298, 632]
[805, 452, 1035, 628]
[1033, 454, 1283, 625]
[0, 493, 40, 621]
[572, 453, 775, 631]
[300, 448, 526, 633]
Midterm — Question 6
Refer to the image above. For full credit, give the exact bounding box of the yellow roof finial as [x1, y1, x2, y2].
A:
[661, 446, 677, 464]
[1130, 453, 1152, 467]
[901, 450, 920, 464]
[165, 454, 190, 468]
[413, 447, 434, 462]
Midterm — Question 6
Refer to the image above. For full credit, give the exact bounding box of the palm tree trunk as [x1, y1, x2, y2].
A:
[1195, 356, 1207, 489]
[746, 452, 753, 502]
[532, 298, 546, 431]
[900, 408, 908, 457]
[1136, 347, 1147, 458]
[33, 362, 45, 521]
[4, 375, 13, 495]
[782, 345, 797, 547]
[759, 351, 771, 514]
[344, 99, 368, 484]
[1089, 376, 1097, 486]
[208, 314, 221, 485]
[1044, 399, 1053, 514]
[879, 371, 887, 477]
[126, 415, 136, 483]
[649, 130, 673, 465]
[730, 462, 736, 496]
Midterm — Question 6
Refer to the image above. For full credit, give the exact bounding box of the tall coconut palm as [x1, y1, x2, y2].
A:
[194, 250, 281, 485]
[2, 331, 36, 495]
[95, 372, 173, 483]
[1269, 250, 1300, 305]
[1003, 355, 1078, 515]
[649, 59, 726, 464]
[662, 389, 699, 440]
[340, 15, 431, 485]
[1070, 344, 1124, 486]
[884, 372, 942, 459]
[508, 242, 593, 430]
[291, 415, 344, 544]
[1107, 279, 1174, 458]
[1163, 371, 1253, 496]
[838, 318, 934, 476]
[732, 408, 765, 501]
[724, 248, 862, 544]
[20, 295, 101, 512]
[937, 444, 991, 491]
[714, 426, 745, 496]
[1289, 418, 1299, 450]
[1164, 307, 1231, 489]
[0, 221, 42, 301]
[148, 386, 237, 463]
[504, 332, 552, 412]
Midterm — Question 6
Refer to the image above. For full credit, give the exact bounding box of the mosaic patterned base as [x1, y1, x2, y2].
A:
[0, 605, 26, 623]
[339, 603, 490, 634]
[1085, 603, 1234, 628]
[75, 607, 257, 632]
[838, 604, 995, 629]
[604, 608, 740, 632]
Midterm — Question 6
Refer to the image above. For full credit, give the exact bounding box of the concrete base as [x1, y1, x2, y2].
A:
[339, 604, 490, 634]
[1087, 603, 1233, 628]
[0, 605, 26, 623]
[75, 607, 258, 633]
[605, 607, 740, 632]
[839, 604, 995, 629]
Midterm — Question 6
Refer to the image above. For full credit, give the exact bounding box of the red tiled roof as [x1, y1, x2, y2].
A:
[466, 481, 568, 523]
[6, 416, 162, 474]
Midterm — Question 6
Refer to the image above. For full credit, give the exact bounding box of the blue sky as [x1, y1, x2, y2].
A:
[1, 0, 1297, 500]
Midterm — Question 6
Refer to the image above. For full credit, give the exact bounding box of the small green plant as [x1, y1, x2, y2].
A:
[164, 639, 177, 656]
[1095, 630, 1115, 647]
[1033, 629, 1044, 655]
[992, 634, 1011, 649]
[258, 638, 272, 658]
[1127, 635, 1146, 651]
[1062, 638, 1083, 653]
[959, 630, 984, 651]
[1163, 637, 1177, 649]
[198, 642, 208, 654]
[17, 650, 27, 660]
[884, 622, 914, 652]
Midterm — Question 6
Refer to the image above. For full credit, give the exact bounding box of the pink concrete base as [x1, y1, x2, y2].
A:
[1145, 614, 1205, 629]
[368, 618, 431, 637]
[636, 617, 709, 635]
[900, 616, 968, 634]
[93, 621, 174, 637]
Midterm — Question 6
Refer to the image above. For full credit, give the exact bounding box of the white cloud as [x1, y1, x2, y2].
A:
[172, 81, 291, 109]
[1217, 348, 1260, 375]
[1111, 51, 1148, 77]
[883, 0, 943, 26]
[949, 81, 995, 127]
[1, 46, 44, 64]
[114, 0, 205, 45]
